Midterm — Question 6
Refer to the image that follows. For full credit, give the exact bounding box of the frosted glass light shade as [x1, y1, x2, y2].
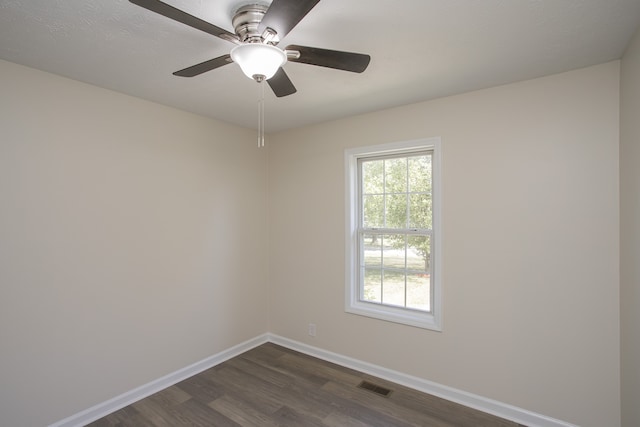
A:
[230, 43, 287, 81]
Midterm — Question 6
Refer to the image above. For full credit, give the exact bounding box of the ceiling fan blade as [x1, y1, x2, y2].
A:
[173, 54, 232, 77]
[267, 68, 297, 97]
[258, 0, 321, 41]
[286, 45, 371, 73]
[129, 0, 238, 43]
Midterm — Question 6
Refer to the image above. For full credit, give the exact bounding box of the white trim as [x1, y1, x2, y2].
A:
[267, 334, 578, 427]
[345, 137, 443, 331]
[48, 334, 269, 427]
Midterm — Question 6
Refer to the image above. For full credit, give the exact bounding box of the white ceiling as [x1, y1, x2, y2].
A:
[1, 0, 640, 132]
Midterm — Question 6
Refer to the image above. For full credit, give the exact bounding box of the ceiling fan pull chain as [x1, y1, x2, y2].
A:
[258, 81, 265, 148]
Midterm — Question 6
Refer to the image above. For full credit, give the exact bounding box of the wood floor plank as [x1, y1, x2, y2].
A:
[240, 346, 332, 388]
[87, 343, 524, 427]
[208, 394, 280, 427]
[271, 405, 326, 427]
[215, 359, 338, 422]
[130, 396, 186, 426]
[147, 385, 191, 407]
[174, 373, 225, 404]
[322, 411, 380, 427]
[227, 356, 304, 389]
[201, 366, 288, 415]
[118, 412, 167, 427]
[169, 398, 240, 427]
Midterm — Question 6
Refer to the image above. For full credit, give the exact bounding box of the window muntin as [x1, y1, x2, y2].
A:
[345, 138, 441, 330]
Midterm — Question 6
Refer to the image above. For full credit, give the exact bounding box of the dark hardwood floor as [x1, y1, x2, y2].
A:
[88, 343, 524, 426]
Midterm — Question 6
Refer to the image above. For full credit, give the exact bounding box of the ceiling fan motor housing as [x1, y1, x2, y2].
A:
[232, 4, 270, 43]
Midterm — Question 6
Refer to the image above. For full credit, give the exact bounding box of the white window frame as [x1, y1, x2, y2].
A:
[345, 138, 442, 331]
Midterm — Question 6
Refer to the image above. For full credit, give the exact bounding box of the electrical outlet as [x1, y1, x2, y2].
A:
[308, 323, 316, 337]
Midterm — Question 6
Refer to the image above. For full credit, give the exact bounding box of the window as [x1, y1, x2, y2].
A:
[345, 138, 441, 330]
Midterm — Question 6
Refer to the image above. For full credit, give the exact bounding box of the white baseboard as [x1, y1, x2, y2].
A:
[267, 334, 578, 427]
[50, 333, 576, 427]
[48, 334, 269, 427]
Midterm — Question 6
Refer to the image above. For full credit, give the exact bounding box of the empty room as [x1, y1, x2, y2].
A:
[1, 1, 640, 426]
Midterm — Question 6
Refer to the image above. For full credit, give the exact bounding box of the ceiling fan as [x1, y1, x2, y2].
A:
[129, 0, 372, 98]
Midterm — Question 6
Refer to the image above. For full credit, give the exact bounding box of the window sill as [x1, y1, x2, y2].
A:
[346, 300, 442, 331]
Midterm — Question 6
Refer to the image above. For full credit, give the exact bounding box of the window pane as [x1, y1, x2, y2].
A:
[385, 194, 408, 228]
[363, 268, 381, 303]
[363, 234, 382, 267]
[362, 160, 384, 195]
[408, 155, 432, 193]
[385, 158, 407, 193]
[382, 234, 406, 270]
[409, 193, 432, 229]
[408, 235, 430, 273]
[406, 272, 431, 312]
[363, 195, 384, 228]
[382, 270, 405, 307]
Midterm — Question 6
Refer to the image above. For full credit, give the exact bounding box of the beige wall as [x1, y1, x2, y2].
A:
[621, 27, 640, 427]
[0, 60, 269, 426]
[269, 62, 621, 427]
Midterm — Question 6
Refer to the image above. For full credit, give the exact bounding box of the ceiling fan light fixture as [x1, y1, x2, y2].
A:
[230, 43, 287, 81]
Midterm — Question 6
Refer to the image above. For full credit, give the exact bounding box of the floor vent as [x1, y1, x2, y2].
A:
[357, 380, 393, 397]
